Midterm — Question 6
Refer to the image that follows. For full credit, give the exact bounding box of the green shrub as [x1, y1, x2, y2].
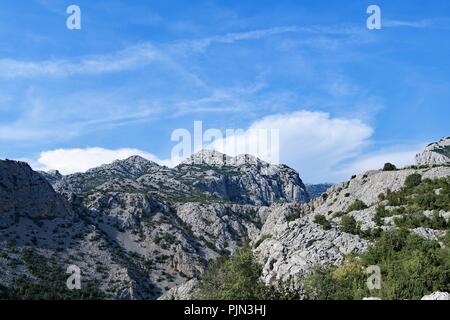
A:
[333, 211, 346, 218]
[444, 231, 450, 247]
[314, 215, 332, 230]
[302, 258, 368, 300]
[340, 215, 359, 234]
[195, 247, 271, 300]
[374, 205, 390, 226]
[383, 163, 397, 171]
[286, 210, 301, 222]
[347, 199, 368, 212]
[404, 173, 422, 189]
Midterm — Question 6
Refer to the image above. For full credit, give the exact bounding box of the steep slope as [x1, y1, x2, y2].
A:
[0, 160, 158, 299]
[253, 161, 450, 292]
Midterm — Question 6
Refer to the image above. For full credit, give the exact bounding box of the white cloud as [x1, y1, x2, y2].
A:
[384, 19, 431, 28]
[34, 147, 173, 175]
[0, 25, 360, 79]
[0, 44, 161, 79]
[208, 110, 374, 182]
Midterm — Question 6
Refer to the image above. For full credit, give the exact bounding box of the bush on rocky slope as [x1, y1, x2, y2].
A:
[383, 163, 397, 171]
[314, 215, 332, 230]
[195, 228, 449, 300]
[194, 246, 270, 300]
[302, 229, 450, 300]
[194, 246, 298, 300]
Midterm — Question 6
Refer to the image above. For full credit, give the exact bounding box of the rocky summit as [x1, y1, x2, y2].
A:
[416, 136, 450, 166]
[1, 140, 449, 300]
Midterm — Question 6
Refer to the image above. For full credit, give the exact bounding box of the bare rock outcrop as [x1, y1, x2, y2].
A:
[416, 137, 450, 166]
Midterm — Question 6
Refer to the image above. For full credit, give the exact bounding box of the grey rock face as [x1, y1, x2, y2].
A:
[411, 227, 446, 243]
[175, 202, 264, 254]
[38, 169, 63, 184]
[416, 137, 450, 165]
[158, 279, 199, 300]
[0, 160, 161, 299]
[0, 160, 71, 225]
[363, 292, 450, 300]
[421, 291, 449, 300]
[176, 150, 310, 206]
[255, 214, 370, 286]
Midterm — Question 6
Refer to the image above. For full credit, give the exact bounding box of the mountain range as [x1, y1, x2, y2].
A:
[0, 138, 449, 300]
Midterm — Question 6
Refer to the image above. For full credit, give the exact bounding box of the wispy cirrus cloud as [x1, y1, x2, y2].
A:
[168, 25, 361, 54]
[384, 19, 432, 28]
[0, 25, 361, 79]
[0, 43, 162, 79]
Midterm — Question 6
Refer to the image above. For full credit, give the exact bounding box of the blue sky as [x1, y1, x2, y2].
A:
[0, 0, 449, 182]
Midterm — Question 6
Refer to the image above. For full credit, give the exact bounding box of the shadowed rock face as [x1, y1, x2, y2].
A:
[416, 137, 450, 165]
[0, 160, 71, 225]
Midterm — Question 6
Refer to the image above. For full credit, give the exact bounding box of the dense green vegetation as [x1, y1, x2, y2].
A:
[374, 175, 450, 230]
[303, 229, 449, 300]
[195, 246, 275, 300]
[386, 175, 450, 211]
[196, 229, 449, 300]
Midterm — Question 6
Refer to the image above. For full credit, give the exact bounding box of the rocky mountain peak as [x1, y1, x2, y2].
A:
[87, 155, 161, 178]
[416, 136, 450, 165]
[181, 150, 231, 166]
[175, 150, 309, 205]
[181, 149, 275, 168]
